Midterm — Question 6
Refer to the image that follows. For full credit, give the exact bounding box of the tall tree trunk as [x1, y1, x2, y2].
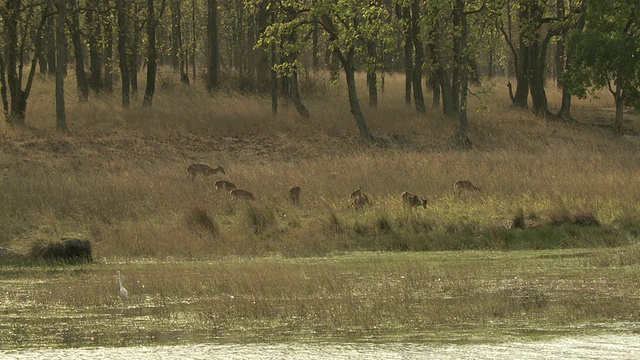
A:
[270, 11, 277, 115]
[312, 21, 319, 72]
[410, 0, 425, 113]
[4, 0, 46, 125]
[87, 0, 102, 93]
[117, 0, 130, 108]
[207, 0, 219, 91]
[613, 79, 625, 133]
[46, 13, 56, 75]
[69, 0, 89, 102]
[401, 5, 412, 107]
[102, 0, 114, 93]
[557, 0, 586, 120]
[290, 70, 309, 119]
[340, 49, 373, 141]
[55, 0, 68, 132]
[143, 0, 159, 107]
[366, 40, 378, 108]
[255, 0, 270, 93]
[171, 0, 180, 70]
[129, 2, 140, 95]
[191, 0, 196, 81]
[453, 0, 471, 148]
[0, 55, 9, 119]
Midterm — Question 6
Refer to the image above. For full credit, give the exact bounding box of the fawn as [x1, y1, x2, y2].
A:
[289, 186, 302, 205]
[454, 180, 481, 195]
[215, 180, 237, 192]
[349, 187, 371, 209]
[230, 188, 255, 201]
[187, 163, 225, 180]
[401, 191, 428, 209]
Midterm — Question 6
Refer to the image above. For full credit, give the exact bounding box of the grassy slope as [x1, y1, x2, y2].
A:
[1, 72, 640, 348]
[1, 72, 640, 258]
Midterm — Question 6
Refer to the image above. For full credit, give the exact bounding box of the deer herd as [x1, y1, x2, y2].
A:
[188, 162, 481, 210]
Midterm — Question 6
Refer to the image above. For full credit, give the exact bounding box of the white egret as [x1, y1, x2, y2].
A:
[117, 270, 129, 299]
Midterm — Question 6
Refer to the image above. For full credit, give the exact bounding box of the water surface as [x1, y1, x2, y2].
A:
[2, 333, 640, 359]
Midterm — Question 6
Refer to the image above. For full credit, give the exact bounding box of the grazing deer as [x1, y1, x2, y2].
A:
[187, 163, 225, 180]
[288, 185, 301, 205]
[401, 191, 428, 209]
[230, 188, 255, 201]
[454, 180, 481, 195]
[349, 187, 371, 209]
[215, 180, 237, 192]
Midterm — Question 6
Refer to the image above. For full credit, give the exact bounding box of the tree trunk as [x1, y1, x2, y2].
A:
[366, 40, 378, 108]
[529, 32, 553, 117]
[87, 0, 102, 93]
[69, 0, 89, 102]
[312, 21, 319, 72]
[143, 0, 158, 107]
[4, 0, 46, 125]
[402, 5, 412, 107]
[103, 0, 114, 93]
[171, 0, 180, 70]
[129, 3, 140, 96]
[46, 14, 56, 75]
[557, 0, 586, 120]
[290, 70, 309, 119]
[0, 55, 9, 119]
[410, 0, 425, 113]
[117, 0, 130, 108]
[55, 0, 68, 132]
[341, 49, 373, 141]
[453, 0, 471, 148]
[270, 12, 277, 115]
[614, 80, 625, 133]
[255, 1, 270, 93]
[207, 0, 219, 91]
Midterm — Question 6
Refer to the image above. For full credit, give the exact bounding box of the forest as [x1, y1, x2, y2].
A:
[0, 0, 638, 139]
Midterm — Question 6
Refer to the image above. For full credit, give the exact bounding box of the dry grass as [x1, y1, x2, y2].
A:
[1, 71, 640, 258]
[1, 248, 639, 347]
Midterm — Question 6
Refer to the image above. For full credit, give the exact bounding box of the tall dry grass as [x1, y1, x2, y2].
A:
[1, 70, 640, 258]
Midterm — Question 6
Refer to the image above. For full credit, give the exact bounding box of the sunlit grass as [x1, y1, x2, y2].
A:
[1, 248, 639, 348]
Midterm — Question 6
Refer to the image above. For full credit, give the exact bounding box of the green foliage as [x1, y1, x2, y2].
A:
[566, 0, 640, 107]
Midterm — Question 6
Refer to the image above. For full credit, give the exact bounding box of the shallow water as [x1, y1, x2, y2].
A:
[2, 333, 640, 360]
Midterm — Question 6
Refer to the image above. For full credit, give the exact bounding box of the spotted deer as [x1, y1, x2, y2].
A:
[454, 180, 481, 195]
[230, 188, 255, 201]
[288, 186, 302, 205]
[215, 180, 237, 192]
[187, 163, 225, 181]
[401, 191, 428, 209]
[349, 187, 371, 209]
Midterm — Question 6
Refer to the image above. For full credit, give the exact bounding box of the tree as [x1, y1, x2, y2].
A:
[143, 0, 166, 107]
[55, 0, 68, 132]
[116, 0, 130, 108]
[69, 0, 89, 102]
[316, 0, 398, 140]
[0, 0, 48, 125]
[206, 0, 219, 91]
[567, 0, 640, 133]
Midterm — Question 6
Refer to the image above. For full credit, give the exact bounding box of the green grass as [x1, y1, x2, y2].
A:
[0, 248, 639, 348]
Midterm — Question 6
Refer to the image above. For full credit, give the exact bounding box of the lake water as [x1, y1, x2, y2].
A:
[2, 333, 640, 359]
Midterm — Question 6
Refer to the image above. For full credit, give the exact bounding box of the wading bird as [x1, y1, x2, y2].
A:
[117, 270, 129, 299]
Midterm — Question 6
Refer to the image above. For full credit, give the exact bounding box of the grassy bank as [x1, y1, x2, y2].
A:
[1, 72, 640, 348]
[1, 248, 639, 348]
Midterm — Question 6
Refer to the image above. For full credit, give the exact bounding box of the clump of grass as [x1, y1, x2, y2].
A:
[322, 210, 343, 234]
[374, 213, 393, 235]
[185, 207, 219, 237]
[243, 203, 277, 235]
[28, 238, 93, 264]
[512, 207, 526, 229]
